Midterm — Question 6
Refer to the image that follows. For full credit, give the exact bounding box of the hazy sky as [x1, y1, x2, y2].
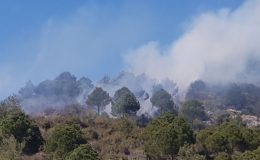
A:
[0, 0, 244, 98]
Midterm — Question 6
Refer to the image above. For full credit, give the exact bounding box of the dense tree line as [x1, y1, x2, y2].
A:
[2, 82, 260, 160]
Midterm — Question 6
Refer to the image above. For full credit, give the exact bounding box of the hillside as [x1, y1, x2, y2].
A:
[1, 72, 260, 159]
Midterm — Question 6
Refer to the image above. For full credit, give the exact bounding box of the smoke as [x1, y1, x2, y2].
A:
[17, 71, 177, 116]
[18, 72, 94, 114]
[97, 71, 177, 116]
[3, 0, 260, 116]
[125, 0, 260, 91]
[0, 1, 164, 100]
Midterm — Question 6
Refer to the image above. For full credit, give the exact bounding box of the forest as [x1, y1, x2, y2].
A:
[1, 0, 260, 160]
[1, 72, 260, 160]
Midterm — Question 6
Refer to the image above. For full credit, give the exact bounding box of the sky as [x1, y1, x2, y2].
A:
[0, 0, 245, 99]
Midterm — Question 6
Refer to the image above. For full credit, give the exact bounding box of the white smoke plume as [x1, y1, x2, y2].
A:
[125, 0, 260, 91]
[97, 71, 177, 116]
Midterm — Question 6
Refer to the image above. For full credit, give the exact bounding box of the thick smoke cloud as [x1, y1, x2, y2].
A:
[125, 0, 260, 91]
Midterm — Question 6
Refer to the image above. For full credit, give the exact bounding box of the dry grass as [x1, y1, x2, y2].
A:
[32, 114, 146, 160]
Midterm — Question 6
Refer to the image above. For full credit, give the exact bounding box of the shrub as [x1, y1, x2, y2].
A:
[143, 113, 195, 159]
[65, 144, 100, 160]
[0, 111, 43, 154]
[45, 124, 86, 159]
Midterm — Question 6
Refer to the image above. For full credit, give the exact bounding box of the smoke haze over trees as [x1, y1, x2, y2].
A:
[16, 71, 178, 116]
[0, 0, 256, 100]
[2, 0, 260, 159]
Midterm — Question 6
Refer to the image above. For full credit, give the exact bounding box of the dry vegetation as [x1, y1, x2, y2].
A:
[31, 113, 146, 160]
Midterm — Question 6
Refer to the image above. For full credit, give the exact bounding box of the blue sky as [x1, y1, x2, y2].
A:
[0, 0, 245, 98]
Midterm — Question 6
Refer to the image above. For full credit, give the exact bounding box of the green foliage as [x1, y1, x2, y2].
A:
[4, 88, 260, 159]
[196, 127, 215, 154]
[205, 132, 231, 153]
[178, 144, 206, 160]
[214, 152, 232, 160]
[45, 124, 86, 159]
[186, 80, 208, 100]
[143, 113, 195, 159]
[86, 87, 110, 114]
[0, 96, 22, 118]
[111, 87, 140, 117]
[150, 89, 177, 115]
[225, 84, 247, 109]
[180, 100, 208, 123]
[65, 144, 100, 160]
[0, 109, 43, 154]
[236, 147, 260, 160]
[197, 121, 260, 157]
[240, 127, 260, 150]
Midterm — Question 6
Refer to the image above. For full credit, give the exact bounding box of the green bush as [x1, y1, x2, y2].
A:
[197, 121, 260, 157]
[178, 144, 206, 160]
[214, 152, 232, 160]
[45, 124, 86, 159]
[143, 113, 195, 159]
[236, 150, 260, 160]
[0, 111, 43, 154]
[66, 144, 100, 160]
